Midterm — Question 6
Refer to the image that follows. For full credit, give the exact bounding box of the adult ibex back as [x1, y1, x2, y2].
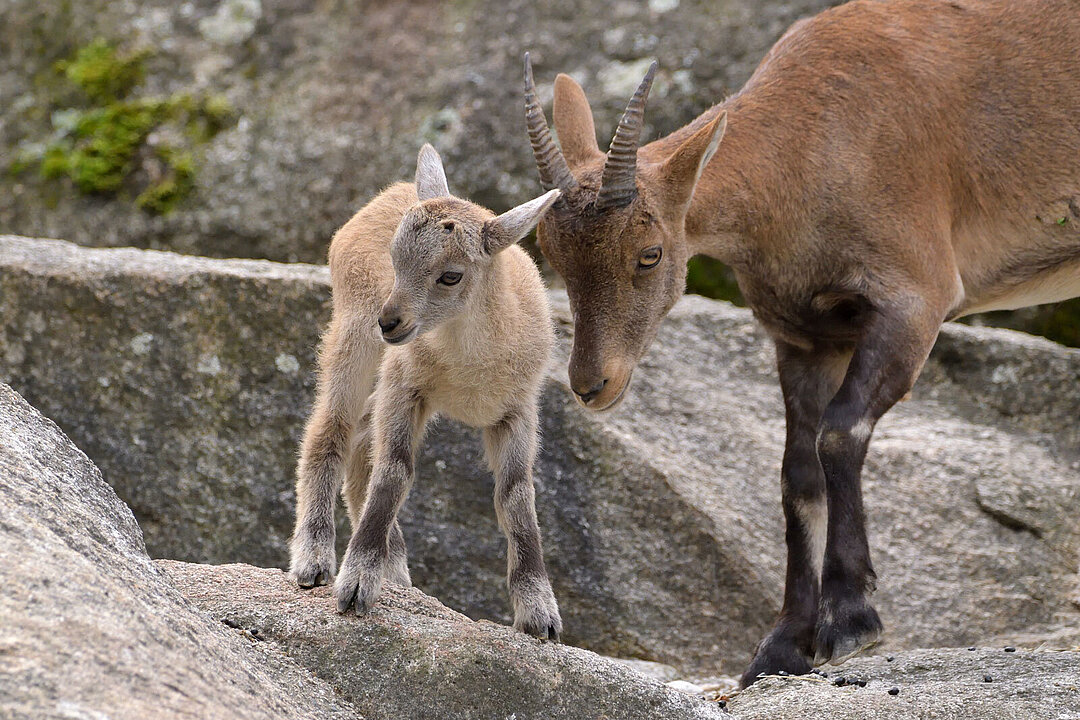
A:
[523, 0, 1080, 686]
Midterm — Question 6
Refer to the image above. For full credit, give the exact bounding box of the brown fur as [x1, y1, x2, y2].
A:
[290, 146, 562, 638]
[526, 0, 1080, 684]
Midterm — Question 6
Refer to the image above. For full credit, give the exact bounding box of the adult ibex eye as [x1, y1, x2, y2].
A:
[638, 246, 663, 269]
[437, 271, 462, 286]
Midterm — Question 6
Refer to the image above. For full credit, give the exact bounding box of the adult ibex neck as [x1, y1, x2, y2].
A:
[674, 95, 806, 270]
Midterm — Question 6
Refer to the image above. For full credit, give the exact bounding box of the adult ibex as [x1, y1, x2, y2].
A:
[523, 0, 1080, 686]
[290, 144, 563, 639]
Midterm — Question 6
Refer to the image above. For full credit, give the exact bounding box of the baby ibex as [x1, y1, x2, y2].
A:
[289, 144, 563, 639]
[523, 0, 1079, 686]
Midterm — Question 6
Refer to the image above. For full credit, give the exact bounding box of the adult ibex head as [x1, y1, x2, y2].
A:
[524, 53, 726, 410]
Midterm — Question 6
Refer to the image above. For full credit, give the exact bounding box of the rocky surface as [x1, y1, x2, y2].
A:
[159, 561, 725, 720]
[0, 0, 842, 262]
[728, 648, 1080, 719]
[2, 235, 1079, 679]
[0, 382, 357, 720]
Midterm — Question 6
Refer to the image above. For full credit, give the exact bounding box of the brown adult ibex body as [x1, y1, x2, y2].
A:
[523, 0, 1080, 685]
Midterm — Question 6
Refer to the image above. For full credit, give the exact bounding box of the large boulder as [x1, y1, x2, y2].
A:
[2, 235, 1079, 678]
[0, 0, 842, 262]
[0, 382, 357, 719]
[0, 381, 727, 720]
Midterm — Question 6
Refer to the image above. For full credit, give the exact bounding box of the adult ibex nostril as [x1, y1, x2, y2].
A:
[378, 316, 401, 334]
[574, 379, 607, 404]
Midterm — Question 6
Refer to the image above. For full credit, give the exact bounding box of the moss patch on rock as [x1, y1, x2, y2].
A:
[18, 39, 234, 214]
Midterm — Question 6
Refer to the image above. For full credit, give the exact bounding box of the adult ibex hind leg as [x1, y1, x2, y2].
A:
[290, 316, 383, 588]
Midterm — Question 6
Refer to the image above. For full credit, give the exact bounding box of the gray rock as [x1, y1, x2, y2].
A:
[2, 235, 1079, 679]
[159, 560, 725, 720]
[0, 0, 842, 262]
[0, 382, 357, 720]
[727, 648, 1080, 719]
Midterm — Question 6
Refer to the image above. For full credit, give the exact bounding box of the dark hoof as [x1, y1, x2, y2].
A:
[741, 633, 813, 688]
[814, 596, 883, 666]
[294, 568, 331, 589]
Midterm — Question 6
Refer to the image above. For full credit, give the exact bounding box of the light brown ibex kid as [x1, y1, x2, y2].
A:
[522, 0, 1080, 685]
[289, 144, 563, 638]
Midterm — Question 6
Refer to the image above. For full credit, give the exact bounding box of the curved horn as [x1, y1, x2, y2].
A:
[596, 60, 658, 210]
[524, 52, 578, 194]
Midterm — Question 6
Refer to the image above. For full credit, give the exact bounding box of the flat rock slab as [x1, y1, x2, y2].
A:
[158, 560, 725, 720]
[729, 648, 1080, 719]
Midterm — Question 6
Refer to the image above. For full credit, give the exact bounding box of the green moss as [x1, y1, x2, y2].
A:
[685, 255, 745, 306]
[54, 38, 146, 104]
[136, 148, 196, 214]
[31, 40, 236, 214]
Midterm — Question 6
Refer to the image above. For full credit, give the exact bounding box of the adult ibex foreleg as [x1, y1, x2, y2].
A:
[811, 295, 947, 666]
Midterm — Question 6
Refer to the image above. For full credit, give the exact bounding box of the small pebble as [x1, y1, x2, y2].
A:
[717, 700, 726, 709]
[1004, 646, 1016, 653]
[222, 617, 241, 629]
[968, 647, 976, 651]
[888, 687, 900, 696]
[811, 669, 828, 678]
[855, 679, 867, 688]
[984, 674, 993, 683]
[777, 670, 789, 676]
[886, 655, 895, 662]
[250, 627, 260, 636]
[833, 677, 847, 687]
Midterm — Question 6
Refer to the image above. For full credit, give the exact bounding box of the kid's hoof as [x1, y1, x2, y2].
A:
[288, 540, 336, 589]
[740, 634, 813, 688]
[813, 597, 883, 666]
[513, 583, 562, 641]
[292, 565, 333, 589]
[333, 557, 384, 615]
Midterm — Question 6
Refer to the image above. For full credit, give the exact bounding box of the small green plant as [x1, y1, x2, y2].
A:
[54, 38, 146, 104]
[20, 39, 234, 215]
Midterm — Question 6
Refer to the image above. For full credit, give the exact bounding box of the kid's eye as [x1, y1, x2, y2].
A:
[438, 271, 462, 286]
[638, 246, 663, 269]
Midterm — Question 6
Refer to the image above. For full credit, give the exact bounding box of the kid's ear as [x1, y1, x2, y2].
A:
[482, 189, 562, 254]
[415, 143, 450, 201]
[660, 112, 726, 207]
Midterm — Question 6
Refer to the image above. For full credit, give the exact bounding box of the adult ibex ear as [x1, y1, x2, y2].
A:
[415, 143, 450, 201]
[660, 112, 727, 208]
[553, 74, 604, 167]
[482, 189, 562, 254]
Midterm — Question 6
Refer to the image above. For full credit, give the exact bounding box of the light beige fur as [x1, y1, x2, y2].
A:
[289, 145, 563, 638]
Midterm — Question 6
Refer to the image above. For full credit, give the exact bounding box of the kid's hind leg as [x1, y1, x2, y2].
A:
[484, 401, 561, 640]
[290, 320, 381, 588]
[343, 401, 411, 587]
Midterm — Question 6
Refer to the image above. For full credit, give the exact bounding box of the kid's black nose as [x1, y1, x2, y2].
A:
[378, 316, 401, 334]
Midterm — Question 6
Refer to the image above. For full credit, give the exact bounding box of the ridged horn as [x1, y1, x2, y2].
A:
[596, 60, 658, 210]
[524, 52, 578, 194]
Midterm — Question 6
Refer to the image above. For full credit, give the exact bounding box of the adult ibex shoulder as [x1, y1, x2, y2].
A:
[523, 0, 1080, 685]
[290, 144, 563, 639]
